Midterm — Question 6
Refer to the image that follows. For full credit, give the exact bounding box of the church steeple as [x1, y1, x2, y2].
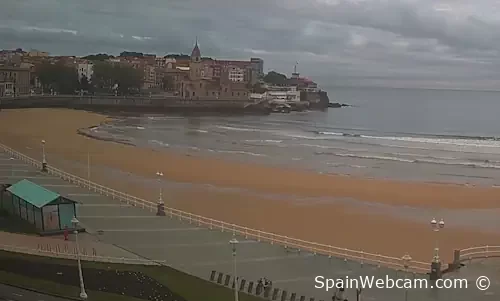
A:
[191, 37, 201, 62]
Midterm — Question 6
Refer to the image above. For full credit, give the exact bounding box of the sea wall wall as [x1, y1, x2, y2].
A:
[0, 95, 270, 115]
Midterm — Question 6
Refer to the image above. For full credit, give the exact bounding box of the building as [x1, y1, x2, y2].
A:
[250, 57, 264, 76]
[178, 40, 250, 100]
[0, 180, 78, 234]
[0, 66, 31, 95]
[142, 65, 156, 90]
[27, 50, 49, 58]
[228, 65, 245, 82]
[77, 62, 94, 82]
[0, 82, 14, 97]
[264, 85, 301, 103]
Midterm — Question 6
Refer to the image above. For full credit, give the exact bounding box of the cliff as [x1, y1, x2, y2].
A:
[300, 91, 330, 110]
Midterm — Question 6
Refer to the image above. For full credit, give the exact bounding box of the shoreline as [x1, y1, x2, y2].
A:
[78, 115, 486, 189]
[1, 108, 499, 262]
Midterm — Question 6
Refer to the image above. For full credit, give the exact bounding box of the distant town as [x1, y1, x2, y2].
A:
[0, 42, 329, 110]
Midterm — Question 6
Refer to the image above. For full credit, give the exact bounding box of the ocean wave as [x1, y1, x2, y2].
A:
[244, 139, 283, 144]
[208, 149, 267, 157]
[314, 130, 500, 148]
[216, 125, 261, 132]
[316, 151, 500, 169]
[327, 162, 367, 169]
[149, 140, 169, 147]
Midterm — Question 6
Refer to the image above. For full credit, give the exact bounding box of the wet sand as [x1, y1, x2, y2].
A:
[1, 108, 499, 262]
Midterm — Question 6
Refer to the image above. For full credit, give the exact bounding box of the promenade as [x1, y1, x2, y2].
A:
[0, 150, 498, 301]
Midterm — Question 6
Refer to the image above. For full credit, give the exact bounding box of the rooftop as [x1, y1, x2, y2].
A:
[6, 179, 61, 208]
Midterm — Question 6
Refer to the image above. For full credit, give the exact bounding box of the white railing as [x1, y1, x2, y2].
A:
[0, 244, 164, 265]
[0, 142, 430, 273]
[459, 246, 500, 262]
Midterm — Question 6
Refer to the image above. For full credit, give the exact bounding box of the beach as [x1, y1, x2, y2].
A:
[1, 108, 499, 262]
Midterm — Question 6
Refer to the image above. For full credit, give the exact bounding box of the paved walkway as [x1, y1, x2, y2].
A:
[0, 151, 498, 301]
[0, 231, 140, 260]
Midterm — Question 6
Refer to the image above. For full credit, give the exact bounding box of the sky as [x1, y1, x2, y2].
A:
[2, 0, 500, 90]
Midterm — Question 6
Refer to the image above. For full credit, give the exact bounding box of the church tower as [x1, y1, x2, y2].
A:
[190, 37, 202, 80]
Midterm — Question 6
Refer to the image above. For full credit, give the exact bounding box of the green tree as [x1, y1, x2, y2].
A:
[263, 71, 288, 86]
[79, 75, 90, 91]
[36, 62, 79, 94]
[91, 62, 143, 94]
[82, 53, 114, 61]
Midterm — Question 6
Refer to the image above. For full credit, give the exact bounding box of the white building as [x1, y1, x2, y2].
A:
[228, 65, 245, 82]
[264, 85, 301, 103]
[77, 62, 94, 82]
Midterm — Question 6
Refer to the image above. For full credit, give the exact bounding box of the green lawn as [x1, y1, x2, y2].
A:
[0, 250, 262, 301]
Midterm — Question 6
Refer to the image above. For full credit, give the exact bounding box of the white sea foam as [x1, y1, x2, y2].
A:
[216, 125, 260, 132]
[209, 149, 267, 157]
[244, 139, 283, 144]
[149, 140, 169, 147]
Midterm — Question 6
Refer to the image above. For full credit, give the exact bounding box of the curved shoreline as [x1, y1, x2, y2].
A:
[1, 108, 500, 263]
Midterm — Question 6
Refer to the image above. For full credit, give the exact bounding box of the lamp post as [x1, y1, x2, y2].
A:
[431, 218, 445, 263]
[86, 139, 91, 180]
[71, 217, 88, 300]
[9, 157, 14, 178]
[430, 218, 445, 280]
[156, 172, 165, 216]
[41, 140, 47, 172]
[402, 254, 412, 301]
[229, 235, 239, 301]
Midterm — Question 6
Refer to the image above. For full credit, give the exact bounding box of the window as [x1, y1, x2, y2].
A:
[237, 92, 240, 96]
[225, 88, 228, 92]
[192, 91, 195, 96]
[200, 83, 202, 88]
[212, 92, 215, 96]
[232, 92, 234, 96]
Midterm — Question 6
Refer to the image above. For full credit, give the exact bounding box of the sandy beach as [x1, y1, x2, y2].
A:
[1, 108, 499, 262]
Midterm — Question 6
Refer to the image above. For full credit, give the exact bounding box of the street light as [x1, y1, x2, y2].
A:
[402, 254, 412, 301]
[430, 218, 445, 263]
[86, 139, 91, 180]
[9, 157, 14, 178]
[156, 171, 164, 205]
[229, 235, 239, 301]
[71, 216, 88, 300]
[41, 140, 47, 172]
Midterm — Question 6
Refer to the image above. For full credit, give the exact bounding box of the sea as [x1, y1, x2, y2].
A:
[90, 87, 500, 187]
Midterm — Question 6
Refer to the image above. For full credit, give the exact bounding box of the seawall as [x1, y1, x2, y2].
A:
[0, 95, 271, 115]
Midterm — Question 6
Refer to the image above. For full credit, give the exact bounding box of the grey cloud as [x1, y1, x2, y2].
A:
[2, 0, 500, 89]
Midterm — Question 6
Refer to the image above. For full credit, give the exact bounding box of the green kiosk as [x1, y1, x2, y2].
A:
[0, 179, 78, 234]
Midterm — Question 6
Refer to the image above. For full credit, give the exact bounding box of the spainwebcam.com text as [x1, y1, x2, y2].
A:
[315, 275, 490, 291]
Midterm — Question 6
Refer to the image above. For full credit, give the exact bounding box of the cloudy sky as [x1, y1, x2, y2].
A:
[2, 0, 500, 90]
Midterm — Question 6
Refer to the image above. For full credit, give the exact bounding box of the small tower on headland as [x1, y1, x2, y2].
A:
[291, 61, 300, 79]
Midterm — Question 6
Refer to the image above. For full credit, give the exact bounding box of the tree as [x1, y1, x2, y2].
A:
[91, 62, 143, 94]
[164, 53, 190, 59]
[82, 53, 114, 61]
[36, 62, 79, 94]
[120, 51, 143, 57]
[263, 71, 288, 86]
[251, 83, 267, 93]
[79, 75, 90, 91]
